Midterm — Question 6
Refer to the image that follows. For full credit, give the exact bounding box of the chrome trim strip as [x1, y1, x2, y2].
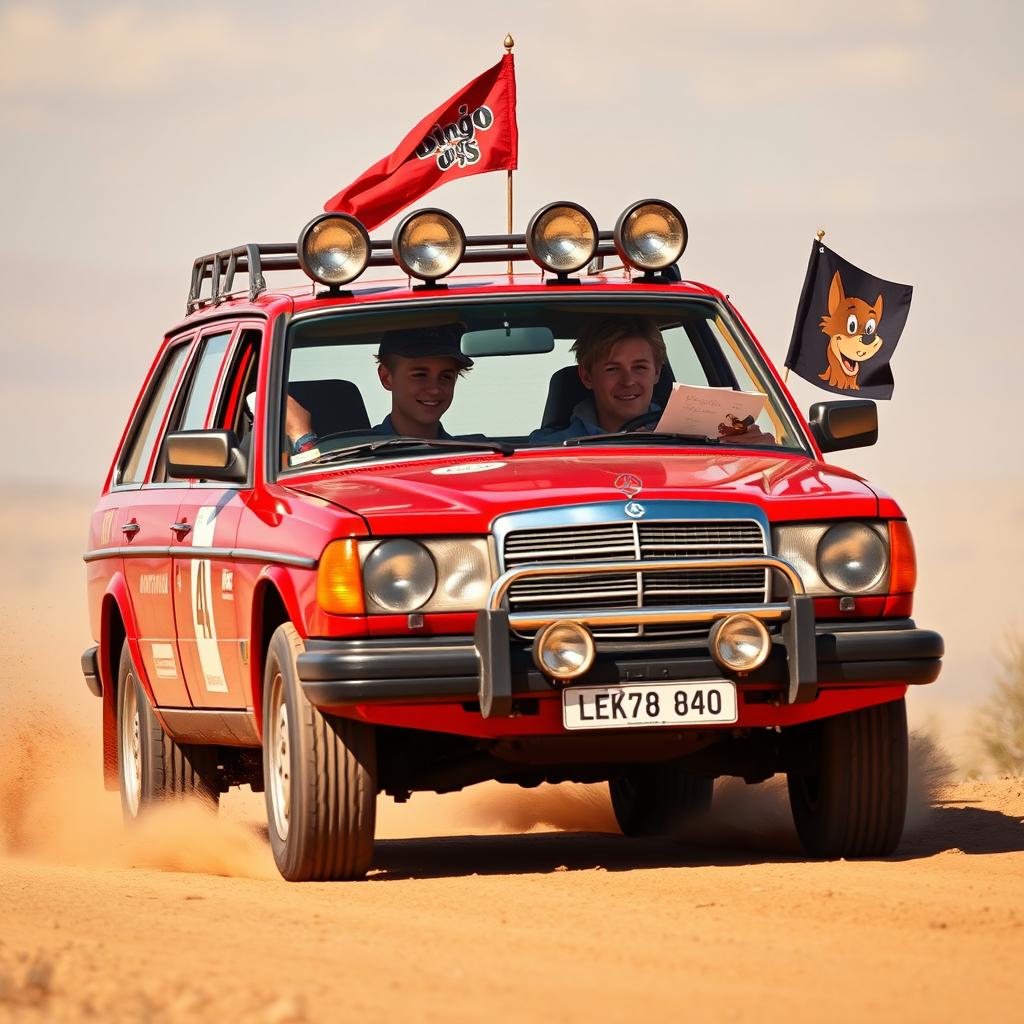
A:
[83, 546, 168, 560]
[229, 548, 317, 569]
[509, 602, 790, 631]
[83, 546, 317, 569]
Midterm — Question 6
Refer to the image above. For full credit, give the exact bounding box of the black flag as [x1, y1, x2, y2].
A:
[785, 241, 912, 399]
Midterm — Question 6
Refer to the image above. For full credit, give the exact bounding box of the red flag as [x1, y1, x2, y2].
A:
[323, 55, 518, 230]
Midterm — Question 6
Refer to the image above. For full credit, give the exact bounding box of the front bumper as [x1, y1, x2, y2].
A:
[297, 617, 943, 717]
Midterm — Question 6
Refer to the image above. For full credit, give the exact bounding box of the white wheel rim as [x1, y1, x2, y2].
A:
[269, 672, 291, 841]
[121, 673, 142, 817]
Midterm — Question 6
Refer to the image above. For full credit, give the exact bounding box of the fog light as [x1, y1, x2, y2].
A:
[532, 620, 596, 681]
[709, 614, 771, 673]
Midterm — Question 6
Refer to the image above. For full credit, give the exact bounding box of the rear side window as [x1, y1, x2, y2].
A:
[119, 343, 190, 485]
[178, 331, 232, 431]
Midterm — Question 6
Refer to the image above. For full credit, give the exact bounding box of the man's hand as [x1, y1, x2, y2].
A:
[285, 395, 313, 442]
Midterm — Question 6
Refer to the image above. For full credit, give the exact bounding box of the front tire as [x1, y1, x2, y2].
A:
[609, 763, 714, 838]
[786, 697, 908, 858]
[262, 624, 377, 881]
[115, 640, 219, 821]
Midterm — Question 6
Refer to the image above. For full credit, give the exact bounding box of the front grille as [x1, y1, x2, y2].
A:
[502, 519, 767, 639]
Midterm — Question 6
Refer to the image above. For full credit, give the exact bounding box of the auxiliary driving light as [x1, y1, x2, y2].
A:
[532, 620, 596, 681]
[525, 202, 599, 276]
[708, 613, 771, 673]
[298, 213, 371, 288]
[393, 208, 466, 283]
[613, 199, 688, 272]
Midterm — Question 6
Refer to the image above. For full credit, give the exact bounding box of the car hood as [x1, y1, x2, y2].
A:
[283, 449, 883, 535]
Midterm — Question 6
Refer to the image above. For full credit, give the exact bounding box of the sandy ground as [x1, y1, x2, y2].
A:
[1, 488, 1023, 1022]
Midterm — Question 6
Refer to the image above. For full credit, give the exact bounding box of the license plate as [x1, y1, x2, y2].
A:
[562, 679, 738, 731]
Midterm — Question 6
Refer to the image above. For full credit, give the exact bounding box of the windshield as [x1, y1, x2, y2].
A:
[279, 296, 807, 470]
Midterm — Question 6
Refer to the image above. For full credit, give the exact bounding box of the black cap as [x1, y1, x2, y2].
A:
[377, 323, 473, 368]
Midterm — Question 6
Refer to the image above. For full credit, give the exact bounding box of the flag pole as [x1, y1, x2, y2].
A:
[784, 227, 826, 384]
[504, 33, 515, 275]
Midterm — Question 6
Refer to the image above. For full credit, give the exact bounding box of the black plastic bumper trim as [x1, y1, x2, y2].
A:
[81, 646, 101, 698]
[296, 623, 943, 709]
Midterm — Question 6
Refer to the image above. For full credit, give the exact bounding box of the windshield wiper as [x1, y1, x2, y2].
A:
[307, 437, 515, 467]
[563, 431, 721, 447]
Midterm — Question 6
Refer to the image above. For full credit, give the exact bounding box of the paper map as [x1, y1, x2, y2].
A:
[655, 383, 767, 438]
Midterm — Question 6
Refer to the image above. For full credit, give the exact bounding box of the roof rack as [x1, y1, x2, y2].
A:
[186, 231, 619, 313]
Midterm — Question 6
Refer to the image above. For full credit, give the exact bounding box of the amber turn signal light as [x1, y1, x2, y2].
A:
[888, 520, 917, 594]
[317, 539, 365, 615]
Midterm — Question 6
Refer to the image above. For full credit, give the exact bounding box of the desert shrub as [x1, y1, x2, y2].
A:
[972, 632, 1024, 776]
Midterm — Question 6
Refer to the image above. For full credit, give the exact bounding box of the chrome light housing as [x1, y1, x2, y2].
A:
[525, 201, 599, 275]
[772, 522, 890, 596]
[298, 213, 370, 287]
[709, 614, 771, 673]
[362, 540, 437, 612]
[359, 538, 490, 613]
[614, 199, 688, 272]
[393, 208, 466, 283]
[533, 620, 596, 681]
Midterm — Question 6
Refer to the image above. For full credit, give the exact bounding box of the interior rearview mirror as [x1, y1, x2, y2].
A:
[461, 326, 555, 357]
[166, 429, 247, 483]
[807, 400, 878, 453]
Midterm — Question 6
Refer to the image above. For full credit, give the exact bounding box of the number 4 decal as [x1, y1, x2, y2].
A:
[189, 506, 227, 692]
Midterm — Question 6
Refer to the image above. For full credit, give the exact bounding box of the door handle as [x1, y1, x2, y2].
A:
[170, 521, 192, 538]
[121, 522, 140, 537]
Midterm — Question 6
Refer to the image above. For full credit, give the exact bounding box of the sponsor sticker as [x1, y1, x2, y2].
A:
[152, 643, 178, 679]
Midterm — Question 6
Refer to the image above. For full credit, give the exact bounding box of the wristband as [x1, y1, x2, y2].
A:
[291, 432, 318, 455]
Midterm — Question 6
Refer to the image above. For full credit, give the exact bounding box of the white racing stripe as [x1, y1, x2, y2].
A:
[190, 506, 228, 693]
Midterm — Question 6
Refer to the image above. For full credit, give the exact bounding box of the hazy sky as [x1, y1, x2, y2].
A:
[1, 0, 1022, 493]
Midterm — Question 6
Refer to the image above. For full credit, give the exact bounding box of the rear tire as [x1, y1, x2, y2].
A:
[115, 640, 220, 821]
[262, 624, 377, 881]
[609, 763, 714, 838]
[786, 697, 908, 858]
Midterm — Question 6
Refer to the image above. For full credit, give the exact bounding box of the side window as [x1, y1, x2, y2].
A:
[119, 343, 190, 485]
[178, 331, 233, 431]
[214, 329, 261, 442]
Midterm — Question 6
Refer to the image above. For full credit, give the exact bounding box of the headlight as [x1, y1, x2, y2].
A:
[392, 208, 465, 283]
[298, 213, 370, 287]
[817, 523, 888, 594]
[772, 522, 890, 596]
[525, 201, 598, 275]
[362, 540, 436, 612]
[614, 199, 688, 272]
[359, 538, 490, 613]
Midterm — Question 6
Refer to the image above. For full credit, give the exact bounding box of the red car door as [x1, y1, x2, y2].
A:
[115, 336, 194, 707]
[170, 325, 258, 709]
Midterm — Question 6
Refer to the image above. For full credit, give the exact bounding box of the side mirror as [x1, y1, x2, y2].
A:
[166, 429, 247, 483]
[807, 400, 878, 453]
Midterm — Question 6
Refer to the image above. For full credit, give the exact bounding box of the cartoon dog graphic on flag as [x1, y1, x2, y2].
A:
[818, 271, 883, 391]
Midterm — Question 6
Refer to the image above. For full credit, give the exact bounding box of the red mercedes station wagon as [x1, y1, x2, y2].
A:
[82, 201, 943, 880]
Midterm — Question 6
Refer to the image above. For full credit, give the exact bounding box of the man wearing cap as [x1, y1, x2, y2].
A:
[286, 323, 472, 455]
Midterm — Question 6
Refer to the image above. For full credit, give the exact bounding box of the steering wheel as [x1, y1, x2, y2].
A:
[618, 410, 662, 432]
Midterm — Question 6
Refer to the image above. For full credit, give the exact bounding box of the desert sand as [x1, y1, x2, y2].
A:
[1, 488, 1023, 1023]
